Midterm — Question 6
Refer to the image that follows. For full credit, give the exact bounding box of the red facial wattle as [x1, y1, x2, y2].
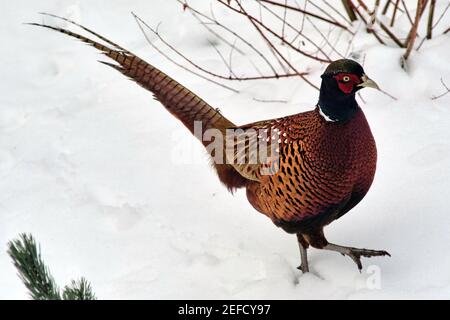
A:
[334, 73, 361, 94]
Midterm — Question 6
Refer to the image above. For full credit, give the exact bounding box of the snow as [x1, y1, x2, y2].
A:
[1, 0, 450, 299]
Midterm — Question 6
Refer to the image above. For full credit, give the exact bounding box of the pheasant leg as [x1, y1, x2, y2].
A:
[324, 243, 390, 272]
[296, 234, 310, 273]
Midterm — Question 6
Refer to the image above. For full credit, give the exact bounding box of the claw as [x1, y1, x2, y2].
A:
[344, 248, 390, 271]
[347, 253, 363, 272]
[297, 263, 309, 273]
[325, 243, 391, 271]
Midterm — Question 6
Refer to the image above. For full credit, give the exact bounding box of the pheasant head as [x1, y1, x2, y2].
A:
[318, 59, 379, 122]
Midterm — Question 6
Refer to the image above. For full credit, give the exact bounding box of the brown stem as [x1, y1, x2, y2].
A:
[404, 0, 428, 45]
[341, 0, 358, 21]
[419, 0, 429, 16]
[351, 1, 388, 45]
[355, 0, 369, 12]
[370, 0, 381, 27]
[390, 0, 400, 27]
[321, 0, 353, 25]
[379, 22, 405, 47]
[353, 0, 408, 48]
[382, 0, 391, 15]
[403, 0, 425, 61]
[426, 0, 436, 39]
[281, 0, 287, 40]
[401, 0, 414, 25]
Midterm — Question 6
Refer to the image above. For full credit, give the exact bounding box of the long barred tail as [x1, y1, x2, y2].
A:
[30, 16, 249, 190]
[28, 20, 233, 135]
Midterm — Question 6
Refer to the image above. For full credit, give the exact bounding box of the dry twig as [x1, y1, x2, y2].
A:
[431, 78, 450, 100]
[403, 0, 426, 61]
[132, 13, 239, 93]
[426, 0, 436, 39]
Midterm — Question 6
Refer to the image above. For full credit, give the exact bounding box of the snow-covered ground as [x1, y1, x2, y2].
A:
[1, 0, 449, 299]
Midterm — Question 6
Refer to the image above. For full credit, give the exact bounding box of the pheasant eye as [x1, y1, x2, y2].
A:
[342, 76, 350, 82]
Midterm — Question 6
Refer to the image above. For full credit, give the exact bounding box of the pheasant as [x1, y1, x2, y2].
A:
[31, 16, 390, 272]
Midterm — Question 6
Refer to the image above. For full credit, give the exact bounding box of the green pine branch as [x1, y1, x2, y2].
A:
[7, 233, 96, 300]
[7, 234, 61, 300]
[63, 278, 96, 300]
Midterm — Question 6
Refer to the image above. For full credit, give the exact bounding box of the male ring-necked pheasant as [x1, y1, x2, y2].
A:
[31, 16, 390, 272]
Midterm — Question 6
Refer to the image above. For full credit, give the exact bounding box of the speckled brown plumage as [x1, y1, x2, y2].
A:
[245, 107, 377, 236]
[32, 18, 390, 272]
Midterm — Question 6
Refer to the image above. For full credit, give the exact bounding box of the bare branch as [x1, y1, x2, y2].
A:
[253, 97, 288, 103]
[357, 92, 366, 104]
[379, 22, 405, 47]
[299, 0, 307, 33]
[137, 12, 309, 82]
[432, 2, 449, 28]
[431, 78, 450, 100]
[222, 0, 319, 89]
[208, 39, 237, 78]
[306, 0, 341, 25]
[379, 88, 398, 100]
[390, 0, 400, 26]
[329, 26, 346, 58]
[132, 13, 239, 93]
[426, 0, 436, 39]
[348, 1, 368, 23]
[349, 1, 387, 45]
[198, 19, 245, 55]
[382, 0, 392, 15]
[341, 0, 358, 21]
[305, 16, 345, 59]
[322, 0, 353, 25]
[401, 0, 414, 25]
[403, 0, 425, 61]
[355, 0, 370, 12]
[281, 0, 287, 40]
[257, 0, 333, 61]
[344, 20, 362, 56]
[221, 0, 332, 63]
[179, 0, 279, 76]
[258, 0, 352, 31]
[228, 38, 238, 78]
[415, 35, 427, 51]
[368, 0, 380, 29]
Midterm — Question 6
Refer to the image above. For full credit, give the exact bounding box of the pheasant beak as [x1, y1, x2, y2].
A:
[358, 74, 379, 90]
